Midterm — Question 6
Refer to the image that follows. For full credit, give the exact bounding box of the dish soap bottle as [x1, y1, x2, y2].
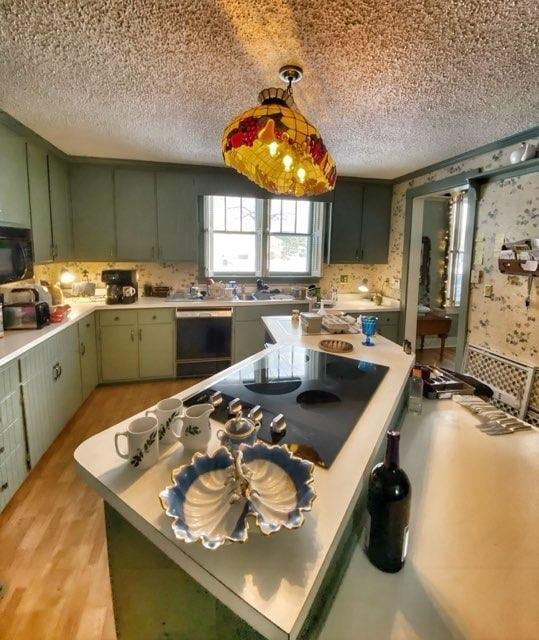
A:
[364, 430, 411, 572]
[408, 367, 423, 414]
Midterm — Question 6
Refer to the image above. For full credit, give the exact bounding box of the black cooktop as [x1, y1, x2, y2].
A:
[184, 346, 388, 469]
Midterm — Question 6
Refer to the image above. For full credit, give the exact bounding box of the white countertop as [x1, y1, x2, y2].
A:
[0, 296, 310, 369]
[321, 399, 539, 640]
[327, 294, 400, 313]
[74, 326, 414, 639]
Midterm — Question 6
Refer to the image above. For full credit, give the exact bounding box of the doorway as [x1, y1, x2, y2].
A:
[400, 178, 478, 371]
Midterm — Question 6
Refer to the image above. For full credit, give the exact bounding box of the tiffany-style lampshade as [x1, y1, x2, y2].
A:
[221, 66, 336, 198]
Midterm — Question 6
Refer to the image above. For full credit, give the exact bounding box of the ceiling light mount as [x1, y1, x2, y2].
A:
[278, 64, 303, 87]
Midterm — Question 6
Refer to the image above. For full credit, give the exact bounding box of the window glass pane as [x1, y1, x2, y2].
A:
[212, 196, 225, 230]
[281, 200, 296, 233]
[270, 199, 281, 232]
[296, 201, 311, 233]
[212, 233, 256, 273]
[269, 235, 309, 273]
[225, 197, 242, 231]
[241, 198, 256, 232]
[458, 200, 468, 252]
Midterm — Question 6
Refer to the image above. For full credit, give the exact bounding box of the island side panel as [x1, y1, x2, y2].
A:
[105, 503, 265, 640]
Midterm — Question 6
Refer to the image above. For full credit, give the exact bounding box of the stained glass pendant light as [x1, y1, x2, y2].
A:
[222, 65, 336, 197]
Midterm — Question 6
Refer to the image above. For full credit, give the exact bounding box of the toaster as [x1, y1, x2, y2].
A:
[3, 301, 51, 330]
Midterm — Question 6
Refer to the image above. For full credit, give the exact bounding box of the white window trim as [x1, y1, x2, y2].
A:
[204, 196, 325, 279]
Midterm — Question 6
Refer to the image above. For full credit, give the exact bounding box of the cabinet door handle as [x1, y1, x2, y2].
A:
[152, 315, 157, 320]
[130, 329, 135, 342]
[86, 322, 91, 328]
[151, 246, 155, 259]
[52, 363, 59, 380]
[80, 342, 86, 356]
[139, 328, 142, 341]
[114, 316, 119, 321]
[58, 363, 62, 378]
[0, 446, 4, 455]
[0, 482, 8, 492]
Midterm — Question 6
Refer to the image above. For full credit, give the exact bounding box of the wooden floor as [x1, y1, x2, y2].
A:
[415, 346, 456, 370]
[0, 379, 200, 640]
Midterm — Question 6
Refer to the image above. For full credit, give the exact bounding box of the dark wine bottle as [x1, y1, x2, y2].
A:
[364, 430, 411, 572]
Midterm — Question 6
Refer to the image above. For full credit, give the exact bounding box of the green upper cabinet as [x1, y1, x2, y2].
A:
[71, 164, 115, 260]
[114, 169, 157, 261]
[361, 183, 393, 263]
[26, 143, 53, 262]
[328, 179, 392, 264]
[329, 179, 363, 263]
[48, 154, 73, 260]
[156, 171, 197, 262]
[0, 124, 31, 227]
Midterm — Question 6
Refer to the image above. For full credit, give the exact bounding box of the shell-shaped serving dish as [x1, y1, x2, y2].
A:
[159, 443, 315, 550]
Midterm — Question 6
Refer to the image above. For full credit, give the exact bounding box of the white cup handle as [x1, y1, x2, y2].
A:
[170, 416, 183, 439]
[114, 431, 129, 459]
[145, 410, 157, 419]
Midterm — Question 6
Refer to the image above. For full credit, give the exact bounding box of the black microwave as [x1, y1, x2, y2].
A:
[0, 227, 34, 284]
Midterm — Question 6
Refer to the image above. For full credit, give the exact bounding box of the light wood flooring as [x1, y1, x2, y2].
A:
[415, 346, 456, 370]
[0, 379, 200, 640]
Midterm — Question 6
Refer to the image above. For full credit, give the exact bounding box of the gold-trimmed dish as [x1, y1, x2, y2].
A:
[319, 339, 353, 353]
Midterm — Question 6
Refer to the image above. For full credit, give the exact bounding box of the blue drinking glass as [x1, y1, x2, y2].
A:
[360, 316, 378, 347]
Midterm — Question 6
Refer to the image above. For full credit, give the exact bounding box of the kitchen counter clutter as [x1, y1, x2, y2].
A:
[74, 330, 414, 640]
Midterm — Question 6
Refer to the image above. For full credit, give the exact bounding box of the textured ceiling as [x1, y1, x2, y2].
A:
[0, 0, 538, 178]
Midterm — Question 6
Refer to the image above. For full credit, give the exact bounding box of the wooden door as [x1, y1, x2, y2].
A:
[99, 324, 139, 381]
[26, 143, 53, 262]
[0, 124, 31, 227]
[156, 171, 197, 262]
[79, 314, 99, 400]
[114, 169, 157, 260]
[71, 164, 115, 260]
[360, 183, 392, 264]
[329, 179, 363, 263]
[48, 154, 73, 260]
[138, 323, 175, 379]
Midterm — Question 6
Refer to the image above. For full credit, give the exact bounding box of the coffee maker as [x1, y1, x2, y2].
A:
[101, 269, 138, 304]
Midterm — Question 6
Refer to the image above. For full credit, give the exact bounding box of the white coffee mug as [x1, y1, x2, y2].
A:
[146, 397, 184, 445]
[114, 415, 159, 469]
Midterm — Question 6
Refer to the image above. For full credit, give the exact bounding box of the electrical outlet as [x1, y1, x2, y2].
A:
[483, 283, 493, 298]
[340, 274, 348, 283]
[391, 277, 401, 289]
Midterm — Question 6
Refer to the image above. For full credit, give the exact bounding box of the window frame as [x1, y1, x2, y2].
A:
[445, 191, 468, 308]
[202, 195, 325, 280]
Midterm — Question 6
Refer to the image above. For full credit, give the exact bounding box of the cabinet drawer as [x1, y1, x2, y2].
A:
[0, 361, 19, 400]
[0, 418, 25, 465]
[0, 390, 23, 431]
[0, 443, 27, 512]
[99, 310, 138, 326]
[234, 303, 308, 322]
[361, 312, 399, 326]
[138, 308, 173, 325]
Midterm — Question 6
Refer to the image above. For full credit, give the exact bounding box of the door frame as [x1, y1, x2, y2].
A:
[398, 172, 478, 370]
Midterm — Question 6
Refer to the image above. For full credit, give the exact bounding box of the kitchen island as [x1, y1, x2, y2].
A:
[74, 325, 414, 639]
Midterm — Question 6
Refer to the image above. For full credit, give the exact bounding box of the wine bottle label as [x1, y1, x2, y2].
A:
[401, 526, 409, 562]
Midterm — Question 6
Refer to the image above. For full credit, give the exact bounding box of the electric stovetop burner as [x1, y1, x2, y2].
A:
[184, 345, 389, 469]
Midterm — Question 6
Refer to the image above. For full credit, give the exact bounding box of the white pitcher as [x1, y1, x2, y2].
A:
[179, 403, 214, 452]
[145, 397, 184, 445]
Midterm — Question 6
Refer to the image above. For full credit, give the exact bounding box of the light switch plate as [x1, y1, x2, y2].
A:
[483, 283, 493, 298]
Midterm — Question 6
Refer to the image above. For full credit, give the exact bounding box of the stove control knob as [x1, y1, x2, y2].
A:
[228, 397, 242, 415]
[270, 414, 286, 434]
[248, 405, 263, 423]
[210, 391, 223, 407]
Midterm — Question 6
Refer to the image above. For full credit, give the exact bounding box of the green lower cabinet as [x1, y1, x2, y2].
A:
[378, 323, 399, 343]
[53, 324, 83, 427]
[138, 323, 175, 379]
[98, 309, 175, 382]
[79, 314, 99, 400]
[99, 324, 139, 382]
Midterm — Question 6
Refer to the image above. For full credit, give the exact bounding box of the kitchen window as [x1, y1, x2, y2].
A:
[203, 195, 325, 278]
[445, 191, 468, 307]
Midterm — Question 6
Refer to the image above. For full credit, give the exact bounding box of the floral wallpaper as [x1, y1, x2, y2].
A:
[385, 137, 539, 364]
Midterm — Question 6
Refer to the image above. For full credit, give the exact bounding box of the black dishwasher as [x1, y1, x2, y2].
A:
[176, 308, 232, 377]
